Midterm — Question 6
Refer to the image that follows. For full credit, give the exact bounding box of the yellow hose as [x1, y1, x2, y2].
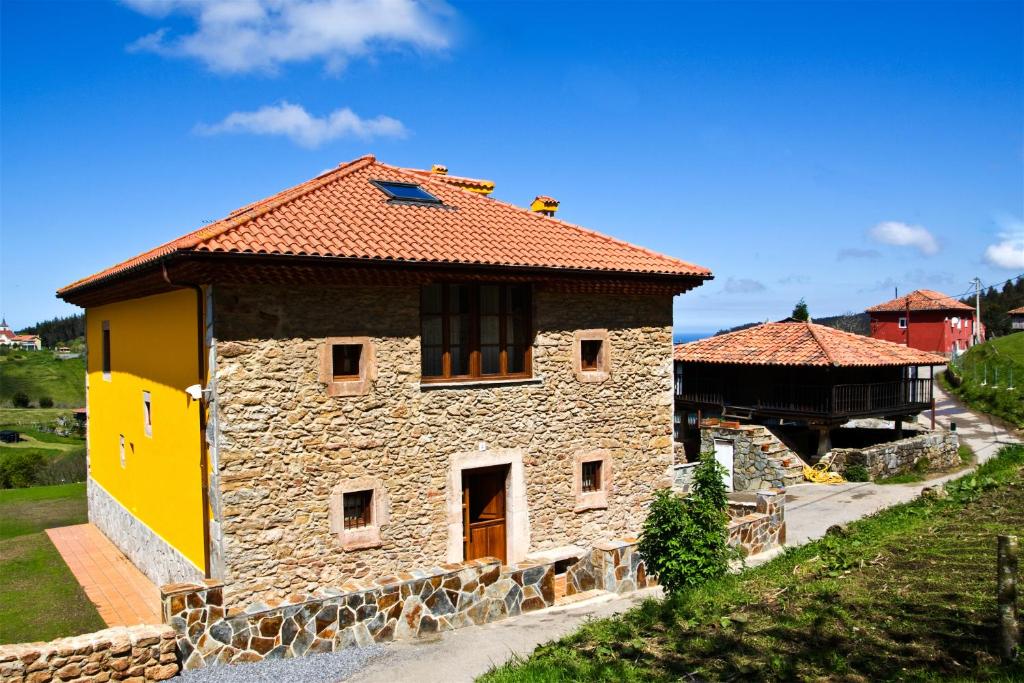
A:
[803, 459, 846, 484]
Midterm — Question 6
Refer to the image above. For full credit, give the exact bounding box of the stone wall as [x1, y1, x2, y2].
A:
[829, 430, 959, 480]
[88, 477, 205, 587]
[163, 538, 650, 670]
[0, 625, 178, 682]
[212, 284, 674, 603]
[699, 422, 806, 491]
[727, 490, 786, 556]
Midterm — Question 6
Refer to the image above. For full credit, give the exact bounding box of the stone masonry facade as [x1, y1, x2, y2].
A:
[161, 540, 651, 670]
[0, 625, 178, 683]
[829, 430, 959, 480]
[212, 284, 674, 603]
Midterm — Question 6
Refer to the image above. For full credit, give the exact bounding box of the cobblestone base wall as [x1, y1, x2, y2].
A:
[163, 557, 556, 670]
[212, 284, 674, 604]
[565, 538, 651, 595]
[0, 625, 178, 682]
[88, 477, 205, 587]
[727, 490, 786, 556]
[829, 431, 959, 479]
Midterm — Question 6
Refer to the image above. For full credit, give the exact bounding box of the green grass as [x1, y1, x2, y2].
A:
[0, 408, 74, 428]
[481, 446, 1024, 682]
[0, 482, 105, 643]
[0, 352, 85, 408]
[945, 334, 1024, 428]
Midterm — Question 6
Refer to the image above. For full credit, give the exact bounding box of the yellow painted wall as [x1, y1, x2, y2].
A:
[86, 288, 206, 572]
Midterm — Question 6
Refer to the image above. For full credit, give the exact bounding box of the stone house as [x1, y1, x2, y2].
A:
[58, 155, 711, 605]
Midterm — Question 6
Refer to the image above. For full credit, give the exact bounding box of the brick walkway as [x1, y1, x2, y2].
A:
[46, 524, 161, 626]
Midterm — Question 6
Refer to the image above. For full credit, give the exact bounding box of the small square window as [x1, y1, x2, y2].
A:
[580, 340, 603, 372]
[332, 344, 362, 381]
[343, 490, 373, 530]
[142, 391, 152, 437]
[898, 317, 907, 329]
[581, 460, 602, 492]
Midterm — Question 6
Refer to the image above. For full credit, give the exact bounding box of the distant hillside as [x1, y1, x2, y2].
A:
[17, 314, 84, 349]
[960, 276, 1024, 338]
[715, 312, 870, 337]
[0, 352, 85, 408]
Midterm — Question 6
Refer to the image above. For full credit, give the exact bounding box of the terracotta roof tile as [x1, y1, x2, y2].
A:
[60, 156, 710, 295]
[866, 289, 974, 313]
[674, 322, 946, 367]
[1009, 306, 1024, 315]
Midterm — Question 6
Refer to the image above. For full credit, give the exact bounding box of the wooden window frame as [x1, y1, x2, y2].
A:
[574, 450, 611, 512]
[420, 284, 533, 383]
[330, 477, 389, 550]
[572, 329, 611, 383]
[580, 460, 602, 493]
[319, 337, 375, 397]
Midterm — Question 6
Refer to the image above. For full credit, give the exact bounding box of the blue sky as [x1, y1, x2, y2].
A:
[2, 0, 1022, 334]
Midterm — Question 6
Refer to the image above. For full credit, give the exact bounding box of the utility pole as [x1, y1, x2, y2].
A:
[973, 277, 983, 346]
[905, 295, 911, 349]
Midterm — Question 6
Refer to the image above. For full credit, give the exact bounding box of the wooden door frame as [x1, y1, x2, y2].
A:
[462, 464, 509, 563]
[446, 448, 529, 564]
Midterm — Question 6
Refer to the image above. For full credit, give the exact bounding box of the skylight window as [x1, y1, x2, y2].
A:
[371, 180, 442, 204]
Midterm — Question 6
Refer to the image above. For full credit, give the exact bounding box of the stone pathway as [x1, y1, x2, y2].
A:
[46, 523, 161, 626]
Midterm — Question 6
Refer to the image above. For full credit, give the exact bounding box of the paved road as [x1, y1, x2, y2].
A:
[199, 386, 1020, 683]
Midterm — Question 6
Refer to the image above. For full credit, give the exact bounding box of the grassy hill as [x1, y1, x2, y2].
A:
[944, 333, 1024, 427]
[0, 352, 85, 408]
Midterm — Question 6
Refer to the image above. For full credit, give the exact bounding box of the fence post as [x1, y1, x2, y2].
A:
[998, 534, 1020, 660]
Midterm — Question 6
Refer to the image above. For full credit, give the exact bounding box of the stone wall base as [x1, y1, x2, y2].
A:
[0, 625, 178, 682]
[88, 477, 205, 587]
[727, 490, 786, 556]
[162, 538, 652, 670]
[829, 431, 959, 479]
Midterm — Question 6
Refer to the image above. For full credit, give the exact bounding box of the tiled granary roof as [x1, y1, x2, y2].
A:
[59, 155, 711, 295]
[674, 321, 946, 367]
[866, 289, 974, 313]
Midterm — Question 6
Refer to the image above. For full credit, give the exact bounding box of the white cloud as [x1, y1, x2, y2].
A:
[984, 235, 1024, 269]
[195, 101, 406, 148]
[868, 221, 939, 255]
[122, 0, 452, 74]
[723, 277, 767, 294]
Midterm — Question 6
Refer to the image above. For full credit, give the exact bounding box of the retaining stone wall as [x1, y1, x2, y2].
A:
[700, 423, 806, 491]
[0, 625, 178, 682]
[212, 284, 674, 604]
[829, 431, 959, 479]
[727, 490, 786, 556]
[162, 538, 651, 670]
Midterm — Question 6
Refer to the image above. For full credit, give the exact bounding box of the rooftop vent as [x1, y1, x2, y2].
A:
[530, 195, 559, 217]
[431, 164, 448, 175]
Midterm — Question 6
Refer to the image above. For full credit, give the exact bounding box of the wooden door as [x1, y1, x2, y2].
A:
[462, 465, 508, 563]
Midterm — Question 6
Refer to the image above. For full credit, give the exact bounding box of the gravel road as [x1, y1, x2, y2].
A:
[177, 646, 386, 683]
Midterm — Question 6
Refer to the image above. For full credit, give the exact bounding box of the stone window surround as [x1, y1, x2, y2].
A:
[445, 448, 530, 564]
[329, 477, 390, 551]
[573, 449, 612, 512]
[318, 336, 376, 397]
[572, 329, 611, 383]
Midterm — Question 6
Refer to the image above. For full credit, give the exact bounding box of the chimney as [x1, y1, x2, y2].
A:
[431, 164, 448, 175]
[530, 195, 559, 217]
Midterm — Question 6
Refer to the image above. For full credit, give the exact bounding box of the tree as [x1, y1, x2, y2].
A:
[791, 298, 810, 321]
[11, 392, 30, 408]
[638, 456, 732, 594]
[38, 396, 54, 408]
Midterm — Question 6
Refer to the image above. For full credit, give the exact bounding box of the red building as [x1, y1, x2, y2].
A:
[867, 289, 982, 357]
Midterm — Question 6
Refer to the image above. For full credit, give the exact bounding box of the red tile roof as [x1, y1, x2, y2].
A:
[59, 155, 710, 295]
[866, 289, 974, 313]
[674, 322, 946, 367]
[1009, 306, 1024, 315]
[400, 167, 495, 194]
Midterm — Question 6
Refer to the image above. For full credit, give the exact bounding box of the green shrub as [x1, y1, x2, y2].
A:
[11, 392, 30, 408]
[0, 449, 45, 488]
[639, 455, 731, 594]
[34, 447, 87, 485]
[38, 396, 54, 409]
[844, 464, 870, 482]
